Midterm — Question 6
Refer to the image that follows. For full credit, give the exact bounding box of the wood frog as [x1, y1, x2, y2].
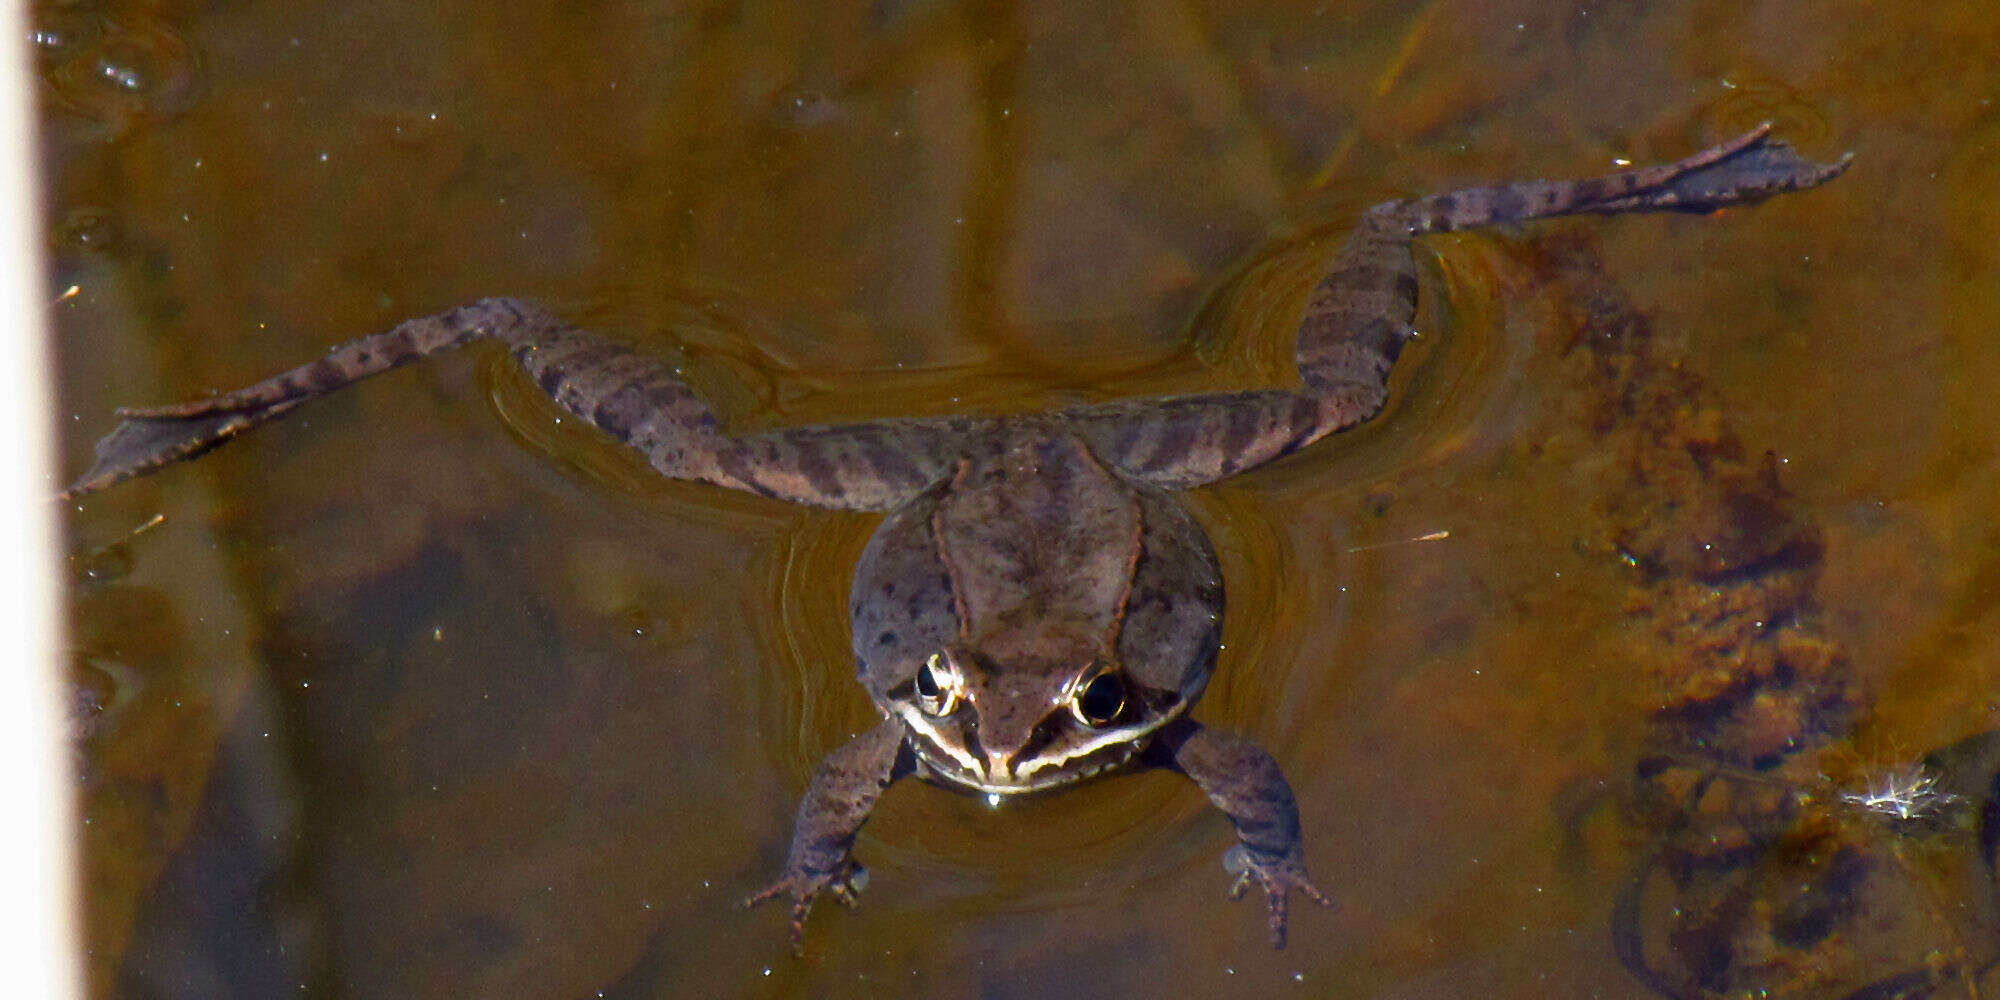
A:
[63, 126, 1847, 950]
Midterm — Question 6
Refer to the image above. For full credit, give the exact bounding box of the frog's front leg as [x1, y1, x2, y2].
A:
[1146, 718, 1333, 947]
[746, 718, 912, 953]
[63, 297, 976, 510]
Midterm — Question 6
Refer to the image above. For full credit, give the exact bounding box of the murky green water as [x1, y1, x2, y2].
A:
[45, 1, 2000, 997]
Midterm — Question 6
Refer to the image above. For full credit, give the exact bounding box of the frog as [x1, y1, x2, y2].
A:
[62, 125, 1848, 950]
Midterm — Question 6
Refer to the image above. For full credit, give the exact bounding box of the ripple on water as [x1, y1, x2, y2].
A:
[35, 5, 200, 138]
[1704, 75, 1835, 151]
[49, 205, 121, 254]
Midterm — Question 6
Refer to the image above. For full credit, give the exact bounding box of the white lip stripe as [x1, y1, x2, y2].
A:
[1011, 723, 1156, 780]
[892, 704, 1179, 794]
[894, 706, 984, 776]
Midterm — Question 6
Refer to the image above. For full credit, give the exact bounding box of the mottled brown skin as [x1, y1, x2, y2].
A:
[63, 126, 1847, 951]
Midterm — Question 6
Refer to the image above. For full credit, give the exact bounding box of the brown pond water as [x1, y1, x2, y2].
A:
[42, 1, 2000, 997]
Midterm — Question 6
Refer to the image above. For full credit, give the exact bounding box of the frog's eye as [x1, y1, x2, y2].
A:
[915, 653, 962, 716]
[1070, 670, 1127, 727]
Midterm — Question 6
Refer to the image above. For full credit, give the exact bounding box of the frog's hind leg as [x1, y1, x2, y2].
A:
[1370, 123, 1852, 236]
[64, 297, 968, 510]
[1067, 126, 1849, 489]
[63, 299, 528, 499]
[1297, 125, 1848, 441]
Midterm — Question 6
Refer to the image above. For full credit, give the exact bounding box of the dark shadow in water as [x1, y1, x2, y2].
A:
[117, 682, 319, 998]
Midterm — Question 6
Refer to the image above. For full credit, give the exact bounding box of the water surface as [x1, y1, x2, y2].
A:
[44, 1, 2000, 996]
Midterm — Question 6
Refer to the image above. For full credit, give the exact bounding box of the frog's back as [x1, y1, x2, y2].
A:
[851, 420, 1219, 702]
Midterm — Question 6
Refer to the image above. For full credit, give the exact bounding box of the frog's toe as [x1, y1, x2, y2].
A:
[1220, 843, 1335, 948]
[746, 858, 872, 954]
[1267, 874, 1336, 948]
[782, 901, 813, 954]
[1226, 871, 1252, 901]
[1263, 890, 1292, 948]
[829, 865, 868, 907]
[742, 881, 786, 910]
[1295, 877, 1335, 909]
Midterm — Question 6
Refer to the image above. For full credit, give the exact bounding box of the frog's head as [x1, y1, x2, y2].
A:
[887, 619, 1198, 793]
[849, 442, 1223, 796]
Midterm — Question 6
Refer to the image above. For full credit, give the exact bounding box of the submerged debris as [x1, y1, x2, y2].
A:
[1529, 231, 1998, 999]
[1839, 763, 1965, 823]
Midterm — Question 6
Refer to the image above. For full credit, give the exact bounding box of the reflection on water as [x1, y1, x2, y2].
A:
[43, 0, 2000, 997]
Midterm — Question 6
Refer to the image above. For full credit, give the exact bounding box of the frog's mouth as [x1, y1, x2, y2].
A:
[895, 707, 1159, 795]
